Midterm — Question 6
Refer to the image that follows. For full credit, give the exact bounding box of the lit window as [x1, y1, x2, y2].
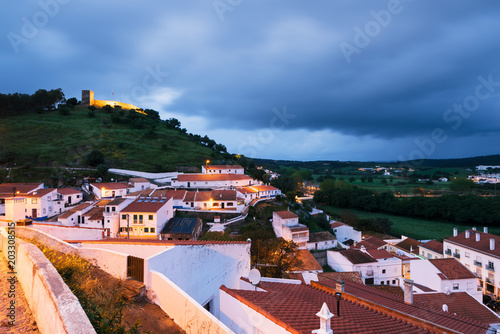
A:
[31, 199, 37, 204]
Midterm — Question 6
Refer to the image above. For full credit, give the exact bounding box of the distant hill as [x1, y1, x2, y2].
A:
[0, 105, 233, 172]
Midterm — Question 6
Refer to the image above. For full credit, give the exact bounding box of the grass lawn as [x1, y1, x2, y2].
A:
[322, 205, 500, 240]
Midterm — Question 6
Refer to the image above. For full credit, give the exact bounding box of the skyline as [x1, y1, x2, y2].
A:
[2, 1, 500, 162]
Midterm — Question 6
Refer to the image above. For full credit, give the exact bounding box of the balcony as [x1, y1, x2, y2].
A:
[366, 270, 374, 277]
[486, 265, 495, 272]
[486, 277, 494, 284]
[445, 249, 452, 255]
[474, 260, 482, 267]
[452, 253, 460, 259]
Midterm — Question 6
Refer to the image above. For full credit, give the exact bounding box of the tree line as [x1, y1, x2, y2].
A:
[0, 89, 65, 115]
[314, 179, 500, 226]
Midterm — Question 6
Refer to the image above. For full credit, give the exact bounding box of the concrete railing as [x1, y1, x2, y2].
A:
[149, 270, 234, 334]
[15, 227, 128, 279]
[0, 227, 96, 334]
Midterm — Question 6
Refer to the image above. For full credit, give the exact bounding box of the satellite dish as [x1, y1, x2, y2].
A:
[248, 268, 261, 285]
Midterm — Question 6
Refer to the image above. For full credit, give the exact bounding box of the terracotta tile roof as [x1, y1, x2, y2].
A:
[194, 191, 212, 202]
[126, 189, 152, 197]
[369, 285, 404, 297]
[308, 231, 336, 243]
[236, 187, 258, 194]
[339, 249, 377, 264]
[57, 188, 82, 195]
[395, 237, 423, 253]
[314, 279, 492, 333]
[414, 292, 500, 324]
[274, 210, 298, 220]
[428, 258, 476, 280]
[419, 240, 443, 254]
[317, 272, 364, 285]
[289, 249, 323, 272]
[121, 197, 170, 213]
[221, 282, 430, 334]
[129, 178, 149, 183]
[446, 229, 500, 258]
[211, 189, 237, 201]
[28, 188, 56, 198]
[59, 202, 93, 219]
[176, 174, 252, 182]
[91, 182, 129, 190]
[366, 249, 394, 260]
[353, 236, 387, 250]
[95, 199, 111, 206]
[82, 207, 104, 221]
[251, 185, 279, 192]
[106, 197, 126, 206]
[0, 183, 43, 196]
[330, 221, 346, 228]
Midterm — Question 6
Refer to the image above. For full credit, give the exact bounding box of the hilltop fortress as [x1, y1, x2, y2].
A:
[81, 90, 142, 110]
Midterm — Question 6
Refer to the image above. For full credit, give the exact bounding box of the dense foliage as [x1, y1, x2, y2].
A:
[314, 180, 500, 226]
[0, 89, 65, 115]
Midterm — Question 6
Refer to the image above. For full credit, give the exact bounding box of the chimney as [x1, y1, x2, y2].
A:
[491, 238, 495, 251]
[313, 302, 334, 334]
[476, 233, 481, 242]
[472, 227, 477, 231]
[335, 280, 345, 293]
[442, 304, 448, 312]
[403, 279, 414, 304]
[453, 228, 458, 237]
[484, 227, 489, 234]
[465, 230, 470, 238]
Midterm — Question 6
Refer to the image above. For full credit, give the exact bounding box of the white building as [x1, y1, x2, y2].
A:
[444, 227, 500, 297]
[171, 174, 256, 189]
[23, 188, 65, 220]
[128, 178, 154, 192]
[419, 240, 444, 259]
[0, 182, 44, 216]
[119, 196, 173, 237]
[327, 249, 401, 286]
[57, 202, 94, 226]
[411, 258, 482, 302]
[477, 165, 500, 171]
[330, 221, 362, 245]
[307, 231, 337, 251]
[272, 210, 309, 249]
[202, 165, 244, 175]
[103, 197, 133, 237]
[90, 182, 130, 199]
[57, 188, 83, 206]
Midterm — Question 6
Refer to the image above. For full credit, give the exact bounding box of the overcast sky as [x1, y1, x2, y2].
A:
[2, 1, 500, 162]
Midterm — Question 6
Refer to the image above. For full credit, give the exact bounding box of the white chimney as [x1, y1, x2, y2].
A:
[442, 304, 448, 312]
[472, 227, 477, 231]
[403, 279, 414, 304]
[491, 238, 495, 251]
[465, 230, 470, 238]
[312, 303, 334, 334]
[476, 233, 481, 242]
[484, 227, 489, 234]
[453, 228, 458, 237]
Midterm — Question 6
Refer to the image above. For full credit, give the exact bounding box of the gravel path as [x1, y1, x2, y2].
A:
[0, 251, 39, 334]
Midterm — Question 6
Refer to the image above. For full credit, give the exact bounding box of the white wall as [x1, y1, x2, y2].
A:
[146, 243, 251, 319]
[307, 239, 336, 251]
[374, 258, 402, 286]
[80, 242, 171, 259]
[150, 271, 233, 334]
[31, 223, 105, 240]
[333, 225, 362, 243]
[327, 251, 355, 272]
[220, 289, 291, 334]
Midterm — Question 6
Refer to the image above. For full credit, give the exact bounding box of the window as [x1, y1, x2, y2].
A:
[122, 214, 127, 220]
[382, 269, 386, 274]
[112, 207, 116, 212]
[134, 214, 138, 220]
[213, 203, 219, 207]
[381, 281, 384, 285]
[392, 280, 396, 285]
[227, 202, 234, 207]
[149, 215, 153, 220]
[48, 196, 51, 201]
[106, 207, 110, 212]
[150, 228, 155, 233]
[428, 254, 432, 259]
[465, 252, 470, 258]
[43, 208, 46, 214]
[31, 198, 37, 204]
[453, 283, 459, 290]
[144, 228, 149, 233]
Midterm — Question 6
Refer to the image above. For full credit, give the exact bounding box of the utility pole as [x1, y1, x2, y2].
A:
[127, 214, 130, 239]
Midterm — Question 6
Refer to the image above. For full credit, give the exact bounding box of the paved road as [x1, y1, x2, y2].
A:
[0, 251, 39, 333]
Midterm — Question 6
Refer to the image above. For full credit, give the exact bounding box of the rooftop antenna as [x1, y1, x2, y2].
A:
[248, 268, 261, 291]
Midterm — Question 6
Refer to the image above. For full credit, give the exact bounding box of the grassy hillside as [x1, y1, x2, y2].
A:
[0, 106, 227, 172]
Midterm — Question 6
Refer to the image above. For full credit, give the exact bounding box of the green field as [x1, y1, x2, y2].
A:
[322, 205, 500, 240]
[1, 106, 221, 172]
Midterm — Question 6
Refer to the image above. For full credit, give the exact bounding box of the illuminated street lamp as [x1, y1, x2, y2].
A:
[206, 160, 210, 166]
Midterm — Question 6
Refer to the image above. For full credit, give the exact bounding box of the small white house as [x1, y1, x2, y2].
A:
[331, 221, 362, 245]
[90, 182, 130, 199]
[128, 178, 153, 192]
[202, 165, 244, 175]
[119, 196, 173, 237]
[24, 188, 65, 220]
[410, 258, 482, 302]
[307, 231, 337, 251]
[58, 202, 94, 226]
[57, 188, 83, 206]
[419, 240, 444, 259]
[272, 210, 309, 249]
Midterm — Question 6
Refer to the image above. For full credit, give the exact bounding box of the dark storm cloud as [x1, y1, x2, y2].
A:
[1, 0, 500, 160]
